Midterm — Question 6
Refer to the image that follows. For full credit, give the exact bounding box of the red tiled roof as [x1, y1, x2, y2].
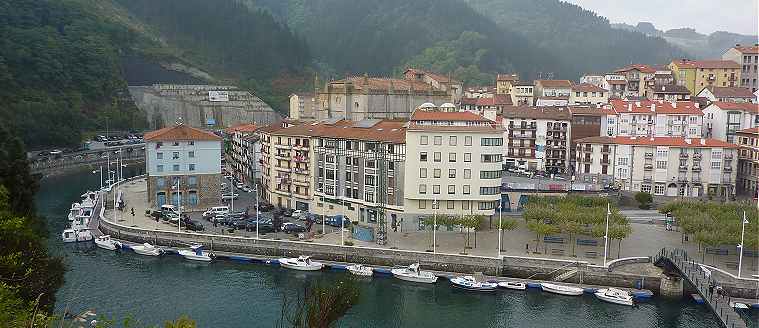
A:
[670, 59, 740, 69]
[144, 124, 222, 142]
[225, 123, 258, 134]
[649, 84, 690, 94]
[736, 127, 759, 135]
[410, 110, 490, 122]
[615, 64, 657, 74]
[497, 74, 519, 82]
[733, 45, 759, 54]
[578, 136, 737, 148]
[332, 76, 433, 92]
[702, 86, 755, 99]
[536, 80, 572, 88]
[571, 83, 608, 92]
[272, 120, 407, 143]
[404, 68, 459, 84]
[609, 99, 703, 115]
[500, 105, 571, 120]
[707, 101, 759, 113]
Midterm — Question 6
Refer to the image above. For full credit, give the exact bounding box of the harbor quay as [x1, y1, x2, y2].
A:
[100, 176, 759, 300]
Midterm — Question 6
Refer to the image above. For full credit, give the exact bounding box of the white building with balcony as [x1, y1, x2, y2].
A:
[600, 100, 704, 138]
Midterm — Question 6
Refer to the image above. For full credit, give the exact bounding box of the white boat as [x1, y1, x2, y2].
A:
[67, 203, 81, 221]
[61, 228, 93, 243]
[730, 302, 749, 309]
[278, 256, 324, 271]
[130, 243, 163, 256]
[594, 288, 634, 306]
[450, 276, 498, 292]
[541, 283, 584, 296]
[346, 264, 373, 277]
[391, 263, 438, 284]
[94, 235, 121, 251]
[178, 244, 214, 262]
[498, 281, 527, 290]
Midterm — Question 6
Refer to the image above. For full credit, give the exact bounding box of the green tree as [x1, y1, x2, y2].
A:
[634, 191, 653, 209]
[280, 279, 360, 328]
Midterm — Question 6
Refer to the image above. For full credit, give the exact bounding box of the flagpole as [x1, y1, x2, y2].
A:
[603, 203, 610, 267]
[177, 178, 181, 232]
[738, 210, 747, 278]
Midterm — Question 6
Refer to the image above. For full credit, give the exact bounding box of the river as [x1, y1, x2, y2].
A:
[40, 169, 756, 327]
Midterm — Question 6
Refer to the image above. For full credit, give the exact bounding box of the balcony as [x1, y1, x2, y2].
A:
[644, 164, 654, 170]
[274, 165, 292, 172]
[293, 179, 310, 187]
[679, 153, 689, 158]
[692, 176, 701, 183]
[677, 176, 688, 183]
[725, 153, 734, 159]
[691, 165, 701, 172]
[693, 153, 702, 159]
[723, 166, 733, 172]
[643, 177, 652, 183]
[274, 143, 291, 149]
[645, 152, 654, 158]
[679, 165, 688, 172]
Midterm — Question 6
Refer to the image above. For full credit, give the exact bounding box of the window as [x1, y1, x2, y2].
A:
[434, 152, 441, 162]
[172, 151, 180, 159]
[654, 184, 665, 195]
[172, 142, 180, 146]
[710, 161, 721, 169]
[173, 164, 180, 172]
[420, 135, 428, 145]
[419, 200, 426, 209]
[188, 141, 194, 146]
[420, 168, 427, 178]
[464, 153, 472, 162]
[157, 177, 166, 188]
[365, 159, 376, 168]
[712, 151, 722, 159]
[365, 175, 376, 186]
[157, 165, 164, 172]
[157, 152, 164, 159]
[480, 170, 502, 179]
[433, 185, 440, 194]
[641, 184, 652, 193]
[464, 169, 471, 179]
[481, 154, 502, 163]
[188, 191, 198, 206]
[188, 151, 195, 158]
[434, 136, 442, 145]
[419, 184, 427, 194]
[617, 157, 628, 166]
[346, 171, 352, 182]
[464, 136, 472, 146]
[448, 153, 457, 162]
[656, 161, 667, 169]
[432, 200, 440, 209]
[448, 169, 456, 178]
[326, 154, 335, 163]
[188, 164, 196, 171]
[479, 201, 497, 210]
[481, 138, 504, 146]
[448, 185, 455, 194]
[420, 152, 428, 162]
[433, 169, 441, 178]
[448, 136, 458, 146]
[447, 201, 455, 210]
[656, 150, 668, 157]
[463, 185, 471, 194]
[480, 186, 500, 195]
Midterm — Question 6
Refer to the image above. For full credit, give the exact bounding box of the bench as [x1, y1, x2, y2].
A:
[550, 248, 565, 256]
[705, 248, 729, 256]
[577, 239, 598, 247]
[585, 251, 598, 259]
[544, 236, 565, 244]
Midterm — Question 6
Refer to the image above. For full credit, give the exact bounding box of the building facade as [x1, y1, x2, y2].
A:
[511, 82, 535, 106]
[614, 64, 657, 98]
[703, 102, 759, 143]
[647, 84, 691, 101]
[144, 124, 223, 211]
[226, 123, 260, 188]
[669, 59, 741, 95]
[501, 106, 572, 173]
[601, 100, 704, 138]
[289, 93, 317, 120]
[569, 83, 609, 105]
[736, 127, 759, 196]
[696, 86, 756, 103]
[496, 74, 519, 95]
[722, 44, 759, 92]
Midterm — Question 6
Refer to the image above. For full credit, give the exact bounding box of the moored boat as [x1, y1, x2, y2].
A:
[346, 264, 373, 277]
[131, 243, 163, 256]
[498, 281, 527, 290]
[541, 283, 584, 296]
[278, 256, 324, 271]
[450, 276, 498, 292]
[390, 263, 438, 284]
[594, 288, 634, 306]
[178, 244, 214, 262]
[62, 228, 93, 243]
[67, 203, 81, 221]
[94, 235, 121, 251]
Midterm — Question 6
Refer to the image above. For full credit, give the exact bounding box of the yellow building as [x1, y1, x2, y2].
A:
[669, 59, 741, 95]
[496, 74, 519, 95]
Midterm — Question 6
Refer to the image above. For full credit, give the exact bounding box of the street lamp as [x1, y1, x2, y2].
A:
[738, 211, 748, 278]
[432, 198, 438, 253]
[603, 202, 610, 267]
[497, 201, 503, 257]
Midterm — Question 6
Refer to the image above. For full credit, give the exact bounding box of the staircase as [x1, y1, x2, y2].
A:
[553, 269, 578, 282]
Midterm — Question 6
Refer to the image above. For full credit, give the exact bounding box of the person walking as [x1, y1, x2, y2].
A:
[130, 207, 135, 217]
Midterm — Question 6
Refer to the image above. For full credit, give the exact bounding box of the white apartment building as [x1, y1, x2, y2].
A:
[226, 123, 260, 187]
[569, 83, 609, 106]
[575, 136, 738, 198]
[501, 106, 572, 173]
[614, 64, 657, 98]
[703, 102, 759, 143]
[404, 110, 504, 224]
[601, 100, 704, 138]
[696, 86, 756, 103]
[722, 44, 759, 92]
[603, 75, 628, 98]
[144, 124, 223, 210]
[511, 82, 534, 106]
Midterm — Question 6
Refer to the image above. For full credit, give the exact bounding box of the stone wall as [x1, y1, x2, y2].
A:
[146, 173, 221, 212]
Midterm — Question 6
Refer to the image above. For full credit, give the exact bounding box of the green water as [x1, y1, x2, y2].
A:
[41, 169, 757, 327]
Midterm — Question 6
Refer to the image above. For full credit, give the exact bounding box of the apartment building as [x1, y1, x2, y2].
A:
[696, 86, 756, 103]
[144, 124, 223, 210]
[463, 86, 495, 99]
[404, 110, 504, 224]
[669, 59, 741, 95]
[601, 100, 703, 138]
[603, 75, 628, 98]
[496, 74, 519, 95]
[226, 123, 259, 187]
[647, 84, 691, 101]
[501, 106, 572, 173]
[614, 64, 657, 98]
[722, 44, 759, 92]
[403, 68, 463, 103]
[569, 83, 608, 105]
[289, 93, 317, 120]
[736, 127, 759, 195]
[703, 102, 759, 143]
[534, 80, 572, 106]
[459, 95, 512, 114]
[511, 82, 535, 106]
[568, 107, 603, 173]
[575, 136, 738, 198]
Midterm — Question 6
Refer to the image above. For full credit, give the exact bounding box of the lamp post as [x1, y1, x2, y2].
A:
[603, 202, 610, 267]
[738, 211, 748, 278]
[432, 199, 438, 253]
[497, 201, 503, 257]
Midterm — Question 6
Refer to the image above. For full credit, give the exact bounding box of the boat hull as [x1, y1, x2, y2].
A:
[541, 284, 584, 296]
[450, 280, 498, 292]
[131, 246, 162, 256]
[95, 241, 120, 251]
[346, 265, 373, 277]
[498, 281, 527, 290]
[595, 293, 634, 306]
[180, 253, 213, 262]
[278, 259, 324, 271]
[391, 269, 438, 284]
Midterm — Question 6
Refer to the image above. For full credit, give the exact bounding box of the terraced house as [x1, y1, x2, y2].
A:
[601, 100, 703, 138]
[669, 59, 741, 95]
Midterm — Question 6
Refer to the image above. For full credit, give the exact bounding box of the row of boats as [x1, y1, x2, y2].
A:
[62, 191, 99, 243]
[94, 236, 214, 261]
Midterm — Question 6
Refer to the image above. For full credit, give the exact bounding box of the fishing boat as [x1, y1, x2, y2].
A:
[61, 228, 94, 243]
[450, 276, 498, 292]
[346, 264, 373, 277]
[278, 256, 324, 271]
[390, 263, 438, 284]
[541, 283, 584, 296]
[94, 235, 121, 251]
[594, 288, 634, 306]
[498, 281, 527, 290]
[131, 243, 163, 256]
[178, 244, 214, 262]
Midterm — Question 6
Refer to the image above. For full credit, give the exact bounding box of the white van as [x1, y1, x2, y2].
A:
[161, 204, 180, 215]
[203, 206, 229, 219]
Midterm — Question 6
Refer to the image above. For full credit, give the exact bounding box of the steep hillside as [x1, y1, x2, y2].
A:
[464, 0, 685, 76]
[613, 23, 757, 59]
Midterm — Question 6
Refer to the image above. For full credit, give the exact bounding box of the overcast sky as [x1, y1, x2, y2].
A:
[564, 0, 758, 35]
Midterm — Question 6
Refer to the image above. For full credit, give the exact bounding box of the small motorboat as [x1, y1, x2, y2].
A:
[595, 288, 634, 306]
[730, 302, 749, 309]
[498, 281, 527, 290]
[131, 243, 163, 256]
[94, 235, 121, 251]
[62, 228, 93, 243]
[178, 244, 214, 262]
[278, 256, 324, 271]
[450, 276, 498, 292]
[541, 283, 584, 296]
[346, 264, 373, 277]
[67, 203, 81, 221]
[390, 263, 438, 284]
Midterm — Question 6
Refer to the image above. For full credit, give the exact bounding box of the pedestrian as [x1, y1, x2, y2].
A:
[130, 207, 135, 217]
[213, 218, 217, 228]
[526, 243, 530, 253]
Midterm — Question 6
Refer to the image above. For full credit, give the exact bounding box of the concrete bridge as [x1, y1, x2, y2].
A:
[30, 145, 145, 176]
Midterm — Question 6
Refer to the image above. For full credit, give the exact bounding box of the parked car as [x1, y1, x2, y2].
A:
[281, 222, 307, 234]
[182, 218, 205, 231]
[325, 215, 350, 227]
[246, 219, 274, 233]
[162, 212, 180, 224]
[258, 203, 274, 212]
[203, 206, 229, 219]
[241, 186, 252, 193]
[221, 193, 239, 201]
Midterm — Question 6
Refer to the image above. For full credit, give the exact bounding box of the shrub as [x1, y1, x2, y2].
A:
[634, 191, 653, 209]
